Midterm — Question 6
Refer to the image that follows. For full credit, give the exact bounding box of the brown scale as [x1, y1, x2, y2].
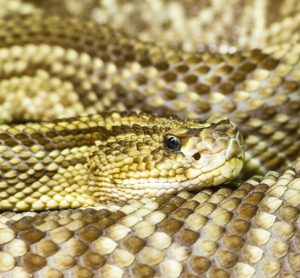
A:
[122, 236, 146, 254]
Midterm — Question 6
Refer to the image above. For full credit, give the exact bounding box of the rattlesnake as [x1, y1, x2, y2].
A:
[0, 1, 299, 277]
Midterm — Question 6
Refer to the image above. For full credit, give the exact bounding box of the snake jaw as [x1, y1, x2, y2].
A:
[103, 156, 244, 203]
[184, 157, 244, 187]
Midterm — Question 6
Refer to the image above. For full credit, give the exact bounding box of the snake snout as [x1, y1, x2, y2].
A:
[200, 121, 243, 150]
[225, 133, 244, 161]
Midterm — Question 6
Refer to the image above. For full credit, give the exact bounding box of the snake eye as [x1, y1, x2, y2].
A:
[164, 135, 181, 152]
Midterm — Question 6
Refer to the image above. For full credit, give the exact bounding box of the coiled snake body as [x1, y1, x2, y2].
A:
[0, 1, 299, 277]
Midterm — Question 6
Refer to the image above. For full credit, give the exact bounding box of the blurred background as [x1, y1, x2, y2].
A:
[1, 0, 300, 52]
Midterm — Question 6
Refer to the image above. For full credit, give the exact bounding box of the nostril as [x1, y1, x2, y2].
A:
[193, 152, 201, 160]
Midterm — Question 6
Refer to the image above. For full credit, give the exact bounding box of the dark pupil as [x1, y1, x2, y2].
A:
[166, 136, 180, 151]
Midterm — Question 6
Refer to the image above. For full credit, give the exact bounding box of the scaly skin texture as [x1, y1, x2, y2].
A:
[0, 16, 299, 175]
[0, 169, 299, 277]
[0, 1, 299, 277]
[0, 113, 243, 211]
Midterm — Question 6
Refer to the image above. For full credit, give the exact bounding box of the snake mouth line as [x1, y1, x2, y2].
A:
[113, 158, 244, 194]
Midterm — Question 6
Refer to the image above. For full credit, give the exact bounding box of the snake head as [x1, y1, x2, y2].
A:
[89, 114, 244, 203]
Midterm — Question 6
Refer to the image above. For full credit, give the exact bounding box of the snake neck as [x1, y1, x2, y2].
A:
[0, 114, 101, 210]
[0, 113, 160, 210]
